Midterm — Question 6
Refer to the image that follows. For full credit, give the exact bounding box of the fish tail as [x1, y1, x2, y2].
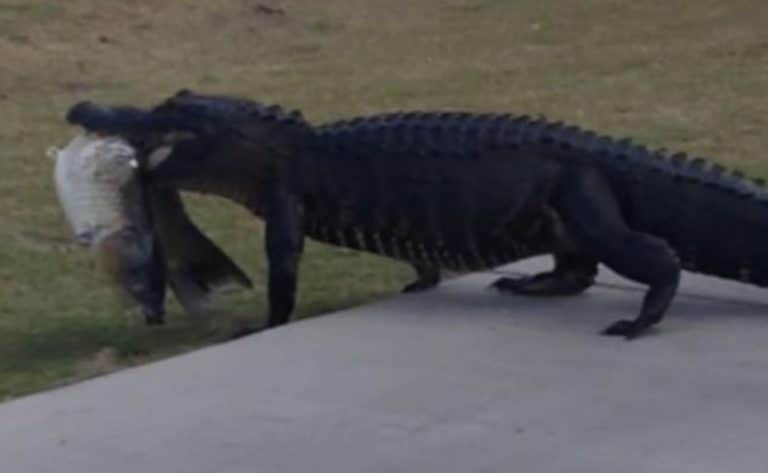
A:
[149, 187, 252, 315]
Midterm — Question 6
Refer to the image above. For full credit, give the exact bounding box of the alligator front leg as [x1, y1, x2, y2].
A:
[402, 264, 441, 293]
[492, 252, 597, 295]
[264, 184, 305, 328]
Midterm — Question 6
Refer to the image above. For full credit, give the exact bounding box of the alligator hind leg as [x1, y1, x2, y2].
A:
[556, 168, 680, 339]
[492, 252, 597, 295]
[402, 264, 441, 293]
[594, 234, 680, 339]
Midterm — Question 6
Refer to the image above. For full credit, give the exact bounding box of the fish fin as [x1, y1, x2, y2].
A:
[167, 269, 212, 316]
[149, 187, 252, 315]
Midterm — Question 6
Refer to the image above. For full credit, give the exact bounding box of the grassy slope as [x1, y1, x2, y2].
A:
[0, 0, 766, 398]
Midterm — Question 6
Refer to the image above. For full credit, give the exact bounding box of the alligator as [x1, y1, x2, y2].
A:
[66, 90, 768, 339]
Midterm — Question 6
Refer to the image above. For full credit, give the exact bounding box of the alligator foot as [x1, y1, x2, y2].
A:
[602, 320, 646, 339]
[601, 273, 679, 339]
[491, 271, 594, 296]
[492, 251, 596, 296]
[402, 264, 441, 293]
[550, 167, 682, 339]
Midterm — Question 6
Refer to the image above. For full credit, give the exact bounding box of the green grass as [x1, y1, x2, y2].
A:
[1, 0, 767, 399]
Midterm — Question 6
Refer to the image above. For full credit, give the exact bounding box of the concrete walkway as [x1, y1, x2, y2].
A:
[2, 257, 768, 473]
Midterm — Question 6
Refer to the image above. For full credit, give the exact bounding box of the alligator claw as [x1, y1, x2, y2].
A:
[601, 319, 644, 340]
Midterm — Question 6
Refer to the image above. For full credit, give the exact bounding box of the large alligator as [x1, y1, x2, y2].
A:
[66, 90, 768, 339]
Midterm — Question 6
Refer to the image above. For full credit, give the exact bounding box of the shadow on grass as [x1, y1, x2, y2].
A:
[0, 307, 266, 398]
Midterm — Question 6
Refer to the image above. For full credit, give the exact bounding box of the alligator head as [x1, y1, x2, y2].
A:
[67, 89, 312, 211]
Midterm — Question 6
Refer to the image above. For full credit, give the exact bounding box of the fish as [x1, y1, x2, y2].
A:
[52, 133, 252, 324]
[53, 133, 166, 323]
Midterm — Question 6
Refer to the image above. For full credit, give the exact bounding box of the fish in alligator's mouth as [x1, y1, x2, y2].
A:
[52, 133, 252, 324]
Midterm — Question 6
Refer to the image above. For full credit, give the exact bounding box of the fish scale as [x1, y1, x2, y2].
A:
[54, 134, 140, 244]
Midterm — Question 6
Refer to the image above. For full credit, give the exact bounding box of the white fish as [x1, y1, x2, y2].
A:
[53, 133, 166, 323]
[52, 133, 253, 323]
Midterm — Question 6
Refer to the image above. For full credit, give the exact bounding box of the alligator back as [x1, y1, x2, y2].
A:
[314, 112, 768, 285]
[294, 113, 580, 270]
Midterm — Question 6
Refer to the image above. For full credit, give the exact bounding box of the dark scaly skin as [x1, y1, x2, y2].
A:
[67, 92, 768, 339]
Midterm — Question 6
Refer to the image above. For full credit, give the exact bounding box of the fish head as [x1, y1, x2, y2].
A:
[96, 226, 166, 325]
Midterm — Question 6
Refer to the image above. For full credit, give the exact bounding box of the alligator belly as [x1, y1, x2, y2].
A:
[305, 222, 533, 271]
